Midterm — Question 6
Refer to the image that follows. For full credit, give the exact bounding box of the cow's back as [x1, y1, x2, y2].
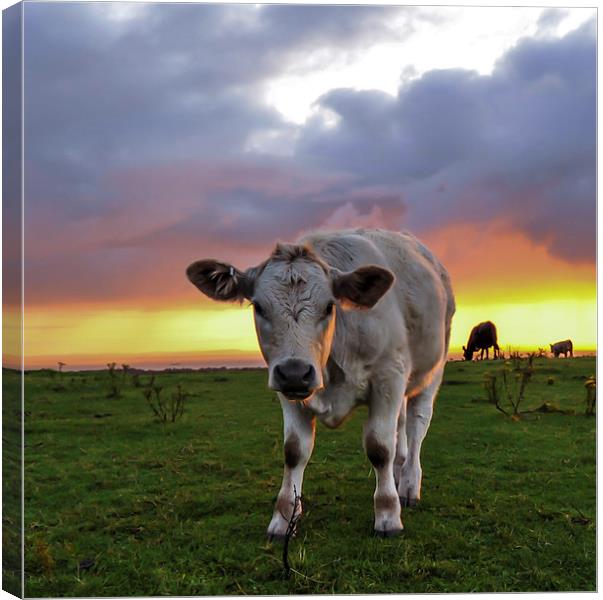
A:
[301, 228, 455, 392]
[552, 339, 573, 353]
[471, 321, 498, 348]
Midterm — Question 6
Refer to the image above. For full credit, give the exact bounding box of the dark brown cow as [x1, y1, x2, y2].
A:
[550, 339, 573, 358]
[463, 321, 500, 361]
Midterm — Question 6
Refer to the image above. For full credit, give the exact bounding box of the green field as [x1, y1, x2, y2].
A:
[15, 356, 596, 595]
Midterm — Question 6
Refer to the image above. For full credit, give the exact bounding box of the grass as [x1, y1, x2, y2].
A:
[3, 367, 22, 597]
[16, 357, 596, 595]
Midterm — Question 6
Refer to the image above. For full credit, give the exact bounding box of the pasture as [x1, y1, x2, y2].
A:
[19, 356, 595, 595]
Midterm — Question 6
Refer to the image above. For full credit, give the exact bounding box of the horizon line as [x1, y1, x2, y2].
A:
[4, 347, 597, 372]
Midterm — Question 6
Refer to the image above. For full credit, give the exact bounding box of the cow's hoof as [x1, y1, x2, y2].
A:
[399, 496, 419, 508]
[375, 527, 404, 538]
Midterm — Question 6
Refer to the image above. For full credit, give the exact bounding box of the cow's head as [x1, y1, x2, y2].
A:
[462, 345, 473, 361]
[186, 243, 394, 402]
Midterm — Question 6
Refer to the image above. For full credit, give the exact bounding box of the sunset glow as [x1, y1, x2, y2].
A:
[13, 226, 595, 369]
[14, 294, 595, 370]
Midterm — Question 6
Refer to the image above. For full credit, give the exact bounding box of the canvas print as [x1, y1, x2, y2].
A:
[2, 2, 596, 596]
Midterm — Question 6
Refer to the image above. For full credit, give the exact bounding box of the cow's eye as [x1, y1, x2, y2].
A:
[323, 301, 335, 320]
[253, 303, 266, 319]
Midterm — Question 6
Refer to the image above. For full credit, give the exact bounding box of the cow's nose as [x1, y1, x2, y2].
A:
[273, 359, 316, 398]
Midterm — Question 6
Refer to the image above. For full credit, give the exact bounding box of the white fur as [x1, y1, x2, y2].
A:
[264, 229, 455, 537]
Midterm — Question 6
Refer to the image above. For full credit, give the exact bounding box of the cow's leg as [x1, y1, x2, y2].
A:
[364, 372, 405, 537]
[398, 368, 443, 507]
[267, 395, 315, 541]
[393, 395, 408, 490]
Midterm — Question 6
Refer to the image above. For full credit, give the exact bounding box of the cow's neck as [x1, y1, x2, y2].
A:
[326, 355, 345, 385]
[301, 312, 370, 426]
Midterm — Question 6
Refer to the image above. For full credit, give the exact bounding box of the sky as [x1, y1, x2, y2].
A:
[5, 2, 596, 369]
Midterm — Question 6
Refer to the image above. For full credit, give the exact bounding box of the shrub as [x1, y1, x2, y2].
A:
[483, 357, 534, 419]
[106, 362, 121, 398]
[585, 376, 596, 416]
[121, 364, 130, 384]
[51, 361, 67, 391]
[143, 382, 188, 423]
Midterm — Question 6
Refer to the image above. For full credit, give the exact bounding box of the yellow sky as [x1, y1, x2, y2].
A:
[5, 287, 595, 370]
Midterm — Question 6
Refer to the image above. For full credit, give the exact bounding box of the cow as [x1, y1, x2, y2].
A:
[462, 321, 500, 361]
[550, 339, 573, 358]
[186, 228, 455, 538]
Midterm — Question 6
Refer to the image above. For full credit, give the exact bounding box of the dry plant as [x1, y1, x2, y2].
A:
[282, 485, 302, 578]
[508, 351, 523, 371]
[106, 362, 121, 398]
[51, 361, 67, 391]
[585, 376, 596, 416]
[483, 357, 534, 419]
[143, 382, 188, 423]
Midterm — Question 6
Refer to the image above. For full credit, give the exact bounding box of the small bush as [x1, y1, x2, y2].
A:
[106, 362, 121, 398]
[143, 383, 188, 423]
[483, 357, 534, 419]
[585, 377, 596, 416]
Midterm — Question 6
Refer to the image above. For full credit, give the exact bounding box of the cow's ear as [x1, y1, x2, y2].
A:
[462, 346, 466, 351]
[331, 265, 394, 310]
[186, 259, 254, 302]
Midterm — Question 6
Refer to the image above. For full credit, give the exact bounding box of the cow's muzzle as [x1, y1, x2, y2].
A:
[271, 358, 318, 401]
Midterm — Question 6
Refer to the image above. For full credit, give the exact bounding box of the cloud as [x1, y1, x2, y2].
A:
[536, 8, 570, 34]
[297, 19, 596, 262]
[23, 3, 412, 172]
[22, 5, 595, 309]
[23, 157, 404, 305]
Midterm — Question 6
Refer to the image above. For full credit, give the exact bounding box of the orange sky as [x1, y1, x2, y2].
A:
[4, 221, 595, 370]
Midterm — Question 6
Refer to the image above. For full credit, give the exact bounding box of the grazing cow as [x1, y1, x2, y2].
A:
[550, 339, 573, 358]
[463, 321, 500, 361]
[186, 228, 455, 538]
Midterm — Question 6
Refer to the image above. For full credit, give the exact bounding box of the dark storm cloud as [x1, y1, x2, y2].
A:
[24, 2, 409, 170]
[296, 18, 596, 262]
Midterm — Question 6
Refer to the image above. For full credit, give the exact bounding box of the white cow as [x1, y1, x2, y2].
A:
[187, 228, 455, 538]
